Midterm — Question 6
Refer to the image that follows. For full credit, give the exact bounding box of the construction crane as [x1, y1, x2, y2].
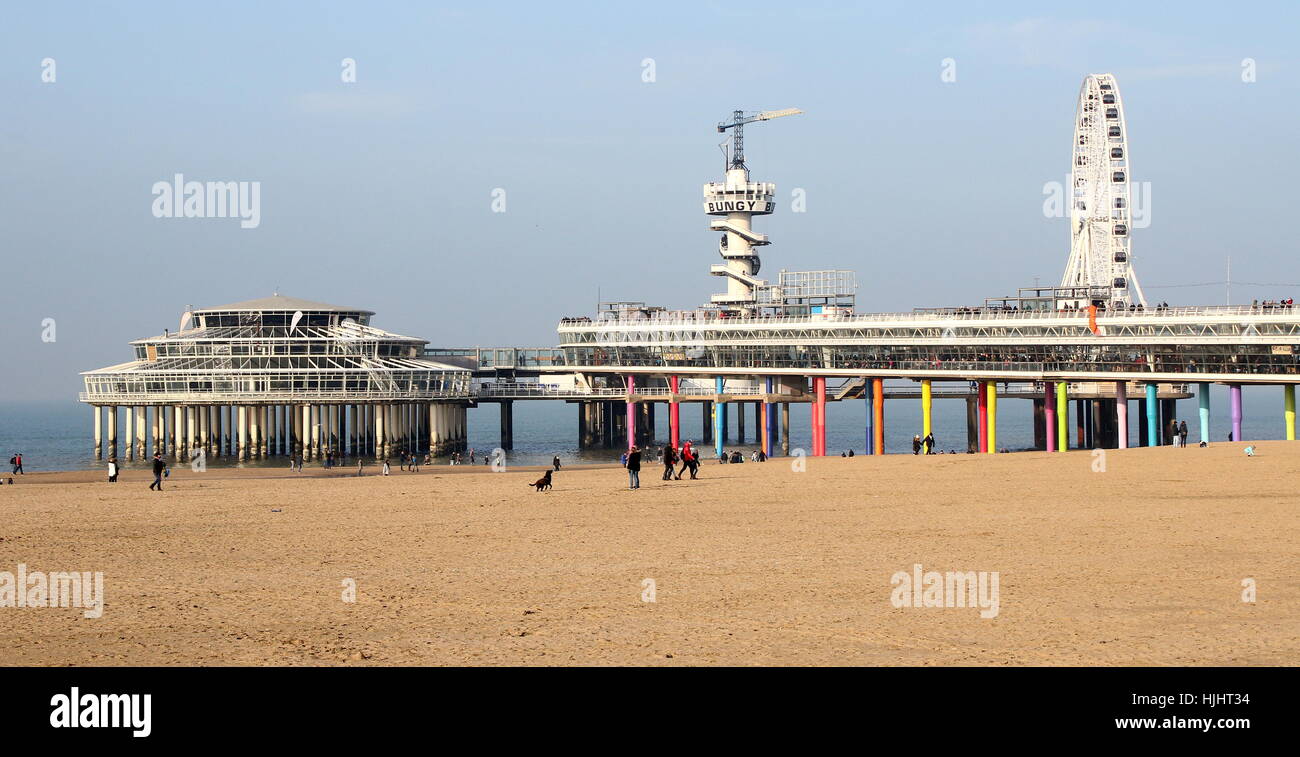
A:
[717, 108, 802, 170]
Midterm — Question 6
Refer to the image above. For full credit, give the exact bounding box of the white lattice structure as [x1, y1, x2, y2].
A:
[1061, 73, 1146, 307]
[80, 295, 472, 462]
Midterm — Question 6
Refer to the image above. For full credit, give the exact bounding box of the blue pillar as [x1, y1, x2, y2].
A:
[1145, 383, 1158, 447]
[1198, 382, 1210, 445]
[764, 376, 775, 457]
[864, 380, 874, 455]
[714, 376, 725, 459]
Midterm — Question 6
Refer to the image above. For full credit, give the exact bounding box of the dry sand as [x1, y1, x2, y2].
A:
[1, 443, 1296, 666]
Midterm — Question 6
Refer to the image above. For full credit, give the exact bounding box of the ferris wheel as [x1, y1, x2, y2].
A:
[1060, 73, 1146, 307]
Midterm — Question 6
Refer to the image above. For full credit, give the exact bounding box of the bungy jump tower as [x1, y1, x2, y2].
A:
[80, 295, 473, 463]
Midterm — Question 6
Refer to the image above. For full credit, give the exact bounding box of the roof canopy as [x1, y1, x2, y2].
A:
[195, 294, 374, 314]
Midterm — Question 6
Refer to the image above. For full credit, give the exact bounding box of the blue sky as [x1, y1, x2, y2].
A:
[2, 1, 1298, 400]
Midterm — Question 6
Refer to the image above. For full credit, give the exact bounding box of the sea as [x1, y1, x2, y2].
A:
[0, 384, 1288, 473]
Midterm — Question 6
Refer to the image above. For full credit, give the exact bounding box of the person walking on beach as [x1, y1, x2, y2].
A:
[625, 445, 642, 490]
[382, 458, 391, 476]
[912, 435, 922, 455]
[661, 441, 678, 480]
[552, 455, 561, 471]
[677, 440, 698, 479]
[356, 458, 364, 477]
[10, 453, 22, 475]
[923, 433, 935, 455]
[1179, 420, 1189, 447]
[107, 455, 119, 483]
[398, 450, 407, 471]
[410, 453, 420, 472]
[148, 453, 166, 491]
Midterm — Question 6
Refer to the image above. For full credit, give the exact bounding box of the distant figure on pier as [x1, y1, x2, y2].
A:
[148, 453, 166, 491]
[107, 456, 119, 483]
[552, 455, 561, 471]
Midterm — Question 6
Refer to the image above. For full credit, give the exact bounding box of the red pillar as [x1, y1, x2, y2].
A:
[669, 375, 680, 449]
[977, 381, 989, 453]
[625, 375, 636, 450]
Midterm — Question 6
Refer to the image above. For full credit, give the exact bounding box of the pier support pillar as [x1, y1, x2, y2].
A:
[737, 394, 746, 445]
[986, 382, 998, 454]
[152, 406, 162, 459]
[168, 406, 179, 459]
[625, 376, 636, 450]
[921, 379, 932, 452]
[701, 401, 713, 444]
[865, 379, 874, 455]
[1075, 399, 1086, 449]
[501, 400, 515, 450]
[1145, 383, 1159, 447]
[173, 406, 185, 460]
[1032, 399, 1045, 450]
[669, 376, 680, 449]
[714, 377, 725, 459]
[1116, 382, 1128, 449]
[1230, 384, 1243, 442]
[135, 406, 147, 459]
[1044, 383, 1056, 452]
[872, 377, 884, 455]
[375, 403, 386, 459]
[1197, 383, 1211, 445]
[764, 377, 775, 458]
[1286, 385, 1296, 441]
[93, 406, 103, 458]
[124, 406, 135, 461]
[812, 376, 827, 457]
[1056, 382, 1069, 451]
[780, 402, 790, 455]
[107, 406, 119, 459]
[237, 406, 248, 461]
[976, 383, 988, 454]
[966, 396, 978, 453]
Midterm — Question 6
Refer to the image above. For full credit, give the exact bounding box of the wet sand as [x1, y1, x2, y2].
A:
[1, 443, 1296, 666]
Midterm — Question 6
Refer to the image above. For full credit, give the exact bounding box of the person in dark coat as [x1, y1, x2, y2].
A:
[625, 446, 642, 490]
[148, 453, 166, 491]
[661, 442, 677, 480]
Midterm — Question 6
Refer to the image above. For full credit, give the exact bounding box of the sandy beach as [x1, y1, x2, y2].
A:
[1, 443, 1296, 666]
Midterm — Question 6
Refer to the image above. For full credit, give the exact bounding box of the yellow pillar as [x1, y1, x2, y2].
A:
[986, 381, 998, 453]
[1286, 385, 1296, 441]
[1056, 381, 1069, 451]
[921, 379, 932, 440]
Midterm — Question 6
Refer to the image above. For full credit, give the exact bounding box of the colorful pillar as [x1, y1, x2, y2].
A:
[813, 376, 827, 456]
[921, 379, 932, 449]
[1197, 382, 1210, 445]
[763, 376, 775, 457]
[864, 379, 874, 455]
[1230, 384, 1243, 442]
[1056, 382, 1068, 451]
[1286, 385, 1296, 441]
[1115, 381, 1128, 449]
[976, 382, 988, 453]
[872, 377, 884, 455]
[1145, 383, 1158, 447]
[669, 375, 680, 449]
[1044, 383, 1057, 452]
[626, 375, 636, 450]
[986, 381, 998, 453]
[714, 376, 725, 458]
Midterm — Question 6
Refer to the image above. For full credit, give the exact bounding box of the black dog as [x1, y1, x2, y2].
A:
[528, 470, 553, 492]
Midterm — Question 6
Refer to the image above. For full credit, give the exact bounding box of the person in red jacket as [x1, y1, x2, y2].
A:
[676, 440, 698, 480]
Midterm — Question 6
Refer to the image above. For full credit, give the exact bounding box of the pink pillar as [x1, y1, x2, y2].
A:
[1044, 382, 1056, 453]
[813, 376, 827, 456]
[1115, 381, 1128, 449]
[626, 375, 636, 449]
[669, 375, 680, 449]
